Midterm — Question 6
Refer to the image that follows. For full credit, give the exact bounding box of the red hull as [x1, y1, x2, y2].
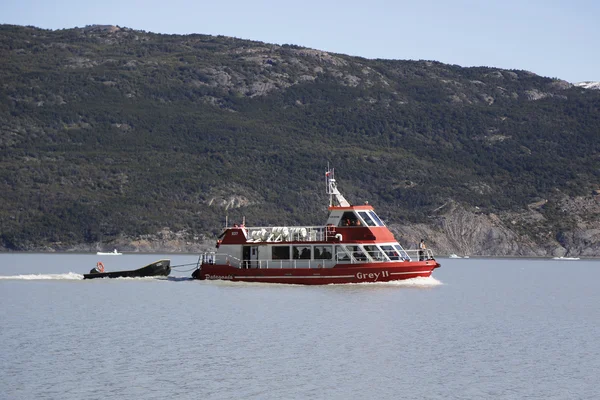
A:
[193, 260, 440, 285]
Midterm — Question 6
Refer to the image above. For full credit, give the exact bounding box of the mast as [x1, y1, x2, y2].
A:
[325, 168, 350, 207]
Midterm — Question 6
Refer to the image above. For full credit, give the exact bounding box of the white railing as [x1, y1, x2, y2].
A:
[201, 252, 333, 269]
[238, 225, 341, 243]
[200, 248, 435, 269]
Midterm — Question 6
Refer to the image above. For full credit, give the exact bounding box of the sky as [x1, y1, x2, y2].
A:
[1, 0, 598, 83]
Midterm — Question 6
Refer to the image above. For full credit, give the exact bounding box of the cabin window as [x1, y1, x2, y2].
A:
[293, 246, 311, 259]
[272, 246, 290, 260]
[393, 244, 410, 260]
[364, 245, 386, 261]
[339, 212, 361, 227]
[335, 245, 351, 262]
[381, 245, 400, 261]
[369, 211, 385, 226]
[314, 246, 333, 260]
[358, 211, 377, 227]
[346, 245, 367, 261]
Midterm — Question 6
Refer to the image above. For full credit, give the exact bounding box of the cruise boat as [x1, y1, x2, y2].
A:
[191, 170, 441, 285]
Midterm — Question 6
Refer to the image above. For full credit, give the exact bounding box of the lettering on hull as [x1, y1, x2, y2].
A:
[355, 270, 389, 281]
[205, 274, 234, 280]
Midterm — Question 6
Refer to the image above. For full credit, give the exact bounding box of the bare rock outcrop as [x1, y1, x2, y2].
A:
[389, 194, 600, 258]
[390, 202, 543, 257]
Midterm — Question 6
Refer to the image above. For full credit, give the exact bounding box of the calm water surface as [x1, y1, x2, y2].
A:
[1, 254, 599, 400]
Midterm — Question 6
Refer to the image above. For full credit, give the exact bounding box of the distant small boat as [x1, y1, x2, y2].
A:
[84, 259, 171, 279]
[449, 254, 462, 258]
[552, 256, 580, 261]
[96, 249, 122, 255]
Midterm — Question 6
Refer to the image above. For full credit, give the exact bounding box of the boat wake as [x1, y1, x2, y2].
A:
[189, 276, 443, 287]
[0, 273, 179, 281]
[0, 272, 84, 280]
[0, 274, 440, 285]
[166, 276, 194, 282]
[352, 276, 443, 287]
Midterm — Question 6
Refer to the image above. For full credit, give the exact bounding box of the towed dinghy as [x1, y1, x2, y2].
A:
[84, 259, 171, 279]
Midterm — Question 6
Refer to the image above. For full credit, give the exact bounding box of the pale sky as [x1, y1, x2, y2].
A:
[1, 0, 598, 83]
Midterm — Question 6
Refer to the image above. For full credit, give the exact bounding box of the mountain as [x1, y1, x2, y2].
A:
[1, 24, 600, 256]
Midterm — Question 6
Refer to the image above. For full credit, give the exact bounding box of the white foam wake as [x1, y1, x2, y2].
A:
[0, 272, 83, 280]
[355, 276, 443, 287]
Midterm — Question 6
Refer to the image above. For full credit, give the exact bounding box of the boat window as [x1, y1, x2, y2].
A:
[272, 246, 290, 260]
[339, 212, 361, 227]
[369, 211, 385, 226]
[346, 245, 367, 262]
[314, 246, 333, 260]
[335, 245, 351, 262]
[293, 246, 311, 260]
[381, 245, 400, 261]
[358, 211, 377, 227]
[364, 245, 386, 261]
[393, 244, 410, 261]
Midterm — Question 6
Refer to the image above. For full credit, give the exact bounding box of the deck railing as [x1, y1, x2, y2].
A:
[199, 249, 435, 269]
[239, 225, 341, 243]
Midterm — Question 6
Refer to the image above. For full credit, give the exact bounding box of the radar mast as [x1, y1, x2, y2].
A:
[325, 168, 350, 207]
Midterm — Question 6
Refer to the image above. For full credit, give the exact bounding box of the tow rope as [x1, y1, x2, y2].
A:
[169, 262, 200, 272]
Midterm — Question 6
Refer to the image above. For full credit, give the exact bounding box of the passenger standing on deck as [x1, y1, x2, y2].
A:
[419, 239, 427, 261]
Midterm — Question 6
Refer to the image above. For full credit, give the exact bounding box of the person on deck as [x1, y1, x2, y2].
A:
[419, 239, 427, 261]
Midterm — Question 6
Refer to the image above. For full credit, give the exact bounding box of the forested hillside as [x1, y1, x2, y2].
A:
[2, 24, 600, 255]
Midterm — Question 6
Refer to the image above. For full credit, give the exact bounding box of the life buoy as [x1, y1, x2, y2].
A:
[335, 233, 343, 241]
[96, 262, 105, 273]
[318, 264, 322, 268]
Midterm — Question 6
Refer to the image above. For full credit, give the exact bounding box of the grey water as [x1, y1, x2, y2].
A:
[1, 254, 599, 400]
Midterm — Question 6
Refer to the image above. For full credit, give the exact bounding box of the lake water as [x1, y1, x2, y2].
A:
[1, 254, 598, 400]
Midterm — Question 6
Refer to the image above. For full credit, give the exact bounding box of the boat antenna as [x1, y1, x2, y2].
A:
[326, 167, 350, 207]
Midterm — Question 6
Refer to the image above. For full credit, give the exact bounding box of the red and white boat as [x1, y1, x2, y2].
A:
[192, 169, 440, 284]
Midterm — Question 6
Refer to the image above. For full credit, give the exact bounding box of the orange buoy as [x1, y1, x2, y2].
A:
[96, 262, 105, 273]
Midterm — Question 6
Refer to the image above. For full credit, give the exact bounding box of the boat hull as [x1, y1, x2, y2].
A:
[84, 259, 171, 279]
[192, 260, 440, 285]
